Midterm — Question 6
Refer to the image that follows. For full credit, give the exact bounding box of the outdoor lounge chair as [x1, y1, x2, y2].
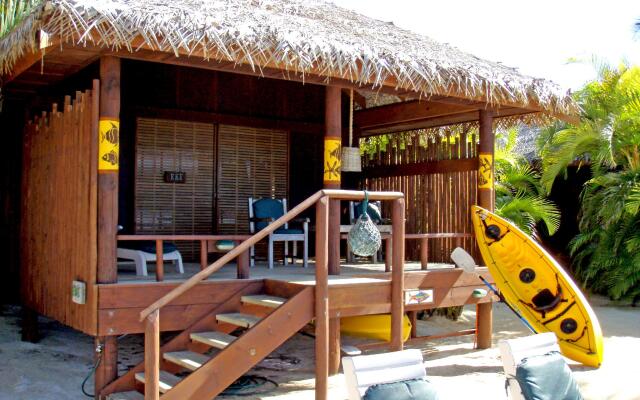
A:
[248, 197, 309, 269]
[343, 349, 439, 400]
[117, 242, 184, 276]
[500, 332, 583, 400]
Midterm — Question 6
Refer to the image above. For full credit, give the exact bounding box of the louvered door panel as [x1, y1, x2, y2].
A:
[135, 118, 215, 259]
[217, 125, 288, 235]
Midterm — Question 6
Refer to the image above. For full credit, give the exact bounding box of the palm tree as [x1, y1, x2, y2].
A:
[1, 0, 42, 38]
[495, 127, 560, 238]
[540, 63, 640, 302]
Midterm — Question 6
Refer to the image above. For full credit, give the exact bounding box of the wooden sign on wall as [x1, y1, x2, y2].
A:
[163, 171, 186, 183]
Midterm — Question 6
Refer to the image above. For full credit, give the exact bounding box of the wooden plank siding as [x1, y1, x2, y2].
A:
[362, 130, 479, 262]
[20, 87, 99, 335]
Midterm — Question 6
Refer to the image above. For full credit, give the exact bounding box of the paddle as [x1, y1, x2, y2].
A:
[450, 247, 536, 333]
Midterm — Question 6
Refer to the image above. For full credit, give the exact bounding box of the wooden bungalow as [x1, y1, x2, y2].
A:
[0, 1, 576, 399]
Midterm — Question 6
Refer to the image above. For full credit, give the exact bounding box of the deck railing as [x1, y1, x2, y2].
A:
[138, 189, 405, 400]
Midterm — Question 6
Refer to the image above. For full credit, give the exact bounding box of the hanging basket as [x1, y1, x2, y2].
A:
[341, 147, 362, 172]
[348, 193, 381, 256]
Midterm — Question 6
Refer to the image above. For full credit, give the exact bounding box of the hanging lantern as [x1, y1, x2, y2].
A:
[341, 89, 362, 172]
[348, 192, 381, 256]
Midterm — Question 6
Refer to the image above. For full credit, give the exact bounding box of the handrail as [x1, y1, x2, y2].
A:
[139, 189, 403, 320]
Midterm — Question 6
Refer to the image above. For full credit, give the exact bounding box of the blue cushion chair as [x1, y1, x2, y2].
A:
[248, 197, 309, 269]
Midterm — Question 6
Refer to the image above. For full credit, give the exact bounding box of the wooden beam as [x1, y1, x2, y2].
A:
[355, 100, 476, 130]
[144, 310, 160, 400]
[324, 86, 341, 277]
[476, 109, 494, 349]
[315, 196, 330, 400]
[357, 105, 536, 136]
[390, 198, 405, 351]
[363, 158, 478, 178]
[96, 55, 121, 397]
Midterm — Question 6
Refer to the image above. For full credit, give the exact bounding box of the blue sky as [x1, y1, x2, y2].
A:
[333, 0, 640, 92]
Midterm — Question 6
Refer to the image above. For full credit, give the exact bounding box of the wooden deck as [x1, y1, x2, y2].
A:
[103, 260, 495, 336]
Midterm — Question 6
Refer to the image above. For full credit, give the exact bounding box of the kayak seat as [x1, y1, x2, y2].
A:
[531, 286, 564, 312]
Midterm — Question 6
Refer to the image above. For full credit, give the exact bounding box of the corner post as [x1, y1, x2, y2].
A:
[95, 55, 121, 396]
[476, 109, 494, 349]
[324, 86, 342, 375]
[315, 197, 330, 400]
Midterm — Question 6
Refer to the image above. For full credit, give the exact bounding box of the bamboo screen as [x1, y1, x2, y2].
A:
[135, 118, 215, 259]
[361, 129, 479, 262]
[21, 88, 98, 335]
[217, 124, 289, 234]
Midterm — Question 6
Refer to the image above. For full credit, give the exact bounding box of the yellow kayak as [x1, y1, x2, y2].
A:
[341, 314, 412, 342]
[472, 206, 603, 367]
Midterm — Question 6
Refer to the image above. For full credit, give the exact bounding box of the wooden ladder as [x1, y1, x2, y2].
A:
[106, 288, 313, 399]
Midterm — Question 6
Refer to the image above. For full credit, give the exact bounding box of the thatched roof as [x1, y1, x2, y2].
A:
[0, 0, 576, 116]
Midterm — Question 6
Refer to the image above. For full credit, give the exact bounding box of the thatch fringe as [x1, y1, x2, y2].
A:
[0, 0, 576, 117]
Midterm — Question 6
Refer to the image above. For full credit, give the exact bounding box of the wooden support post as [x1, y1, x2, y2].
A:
[200, 240, 207, 271]
[144, 310, 160, 400]
[420, 237, 429, 270]
[315, 197, 330, 400]
[384, 237, 392, 272]
[476, 109, 494, 349]
[21, 307, 39, 343]
[390, 198, 405, 351]
[477, 110, 495, 211]
[95, 336, 118, 398]
[155, 240, 164, 282]
[329, 318, 341, 375]
[324, 86, 341, 276]
[237, 246, 250, 279]
[96, 55, 120, 396]
[476, 303, 493, 349]
[408, 311, 418, 339]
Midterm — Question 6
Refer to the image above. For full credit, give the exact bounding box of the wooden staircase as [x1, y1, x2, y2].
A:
[105, 288, 313, 399]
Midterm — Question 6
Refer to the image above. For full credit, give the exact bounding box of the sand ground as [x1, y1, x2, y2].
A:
[0, 297, 638, 400]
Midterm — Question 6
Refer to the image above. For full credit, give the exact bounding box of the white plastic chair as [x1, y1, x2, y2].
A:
[342, 349, 427, 400]
[499, 332, 561, 400]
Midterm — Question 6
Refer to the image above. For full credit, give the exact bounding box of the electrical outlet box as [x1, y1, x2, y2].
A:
[72, 280, 86, 305]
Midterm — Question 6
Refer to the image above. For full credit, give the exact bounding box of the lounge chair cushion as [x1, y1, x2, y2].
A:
[515, 351, 582, 400]
[215, 240, 235, 251]
[363, 378, 439, 400]
[275, 228, 304, 235]
[253, 198, 285, 231]
[119, 241, 178, 254]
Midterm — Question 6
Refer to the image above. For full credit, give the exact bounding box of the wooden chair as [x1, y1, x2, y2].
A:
[248, 197, 309, 269]
[342, 349, 428, 400]
[344, 200, 392, 263]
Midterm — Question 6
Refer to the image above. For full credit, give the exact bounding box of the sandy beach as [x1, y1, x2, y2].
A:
[1, 295, 638, 400]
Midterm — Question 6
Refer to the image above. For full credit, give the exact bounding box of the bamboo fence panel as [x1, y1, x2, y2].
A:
[362, 131, 478, 263]
[21, 88, 98, 335]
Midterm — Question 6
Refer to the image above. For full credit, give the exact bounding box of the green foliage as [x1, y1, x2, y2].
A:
[495, 127, 560, 237]
[0, 0, 41, 39]
[541, 63, 640, 302]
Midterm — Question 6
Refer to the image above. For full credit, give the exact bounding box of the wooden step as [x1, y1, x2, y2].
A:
[106, 391, 143, 400]
[191, 331, 237, 350]
[216, 312, 261, 328]
[241, 294, 287, 308]
[164, 350, 210, 371]
[134, 370, 181, 394]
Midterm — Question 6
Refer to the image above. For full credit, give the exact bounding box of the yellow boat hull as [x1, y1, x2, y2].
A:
[341, 314, 412, 342]
[472, 206, 603, 367]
